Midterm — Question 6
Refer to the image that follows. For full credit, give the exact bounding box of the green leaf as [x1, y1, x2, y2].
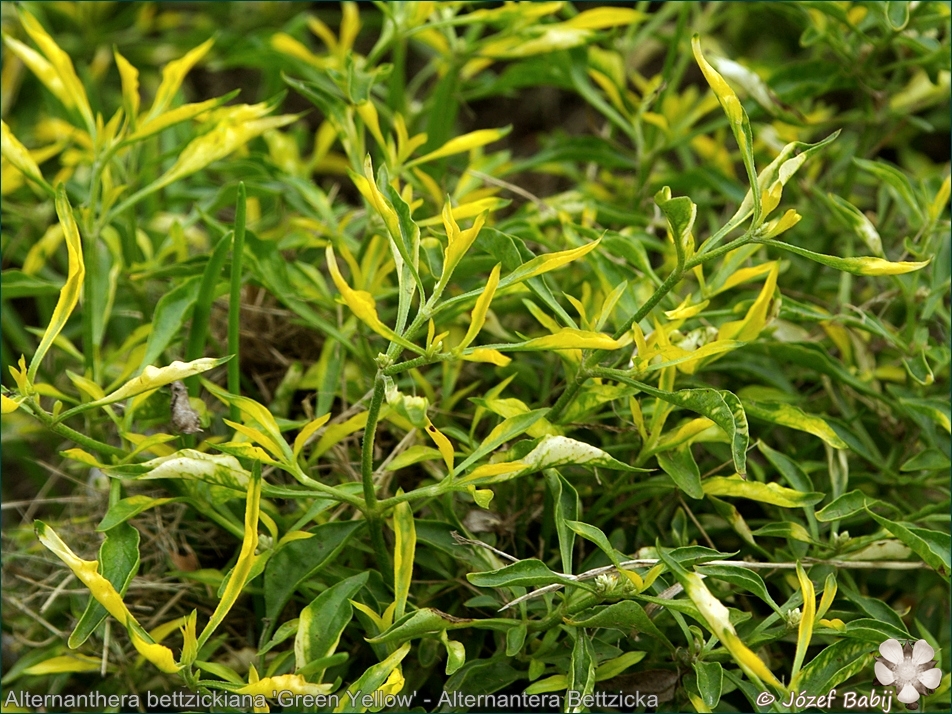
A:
[545, 469, 579, 575]
[467, 559, 592, 591]
[656, 445, 703, 499]
[792, 640, 873, 699]
[68, 522, 139, 648]
[703, 476, 824, 507]
[633, 382, 749, 476]
[655, 186, 697, 259]
[693, 661, 723, 709]
[696, 564, 782, 614]
[1, 270, 63, 298]
[903, 350, 935, 386]
[359, 609, 516, 646]
[97, 495, 181, 532]
[815, 490, 871, 522]
[294, 572, 368, 679]
[566, 630, 596, 713]
[853, 157, 922, 224]
[884, 1, 910, 30]
[865, 510, 951, 574]
[263, 521, 364, 628]
[565, 601, 673, 650]
[900, 449, 951, 472]
[138, 276, 202, 373]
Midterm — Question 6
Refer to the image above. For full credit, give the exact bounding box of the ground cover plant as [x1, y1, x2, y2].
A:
[1, 2, 950, 712]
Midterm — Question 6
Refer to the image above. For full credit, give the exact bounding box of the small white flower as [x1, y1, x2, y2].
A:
[875, 638, 942, 709]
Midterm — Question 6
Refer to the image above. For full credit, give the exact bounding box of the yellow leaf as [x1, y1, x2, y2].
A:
[461, 348, 511, 367]
[1, 394, 24, 413]
[28, 188, 85, 383]
[239, 674, 333, 697]
[127, 96, 227, 143]
[791, 562, 816, 683]
[563, 7, 644, 29]
[356, 101, 385, 148]
[325, 246, 418, 351]
[459, 264, 501, 349]
[409, 127, 511, 165]
[664, 298, 710, 321]
[339, 2, 362, 54]
[929, 174, 950, 221]
[3, 35, 68, 111]
[23, 223, 65, 275]
[845, 256, 931, 275]
[760, 208, 801, 239]
[462, 462, 526, 484]
[691, 36, 746, 148]
[293, 413, 332, 460]
[314, 410, 370, 458]
[522, 328, 622, 351]
[23, 654, 103, 675]
[504, 239, 600, 285]
[392, 497, 416, 619]
[816, 573, 837, 620]
[129, 628, 182, 673]
[147, 38, 214, 119]
[1, 120, 50, 192]
[149, 108, 298, 193]
[271, 32, 330, 68]
[713, 262, 776, 295]
[442, 208, 487, 279]
[424, 419, 455, 472]
[717, 262, 778, 342]
[197, 463, 261, 649]
[180, 610, 198, 666]
[350, 155, 402, 239]
[18, 9, 93, 128]
[113, 49, 140, 120]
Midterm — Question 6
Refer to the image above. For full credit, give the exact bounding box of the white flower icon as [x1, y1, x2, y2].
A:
[874, 638, 942, 708]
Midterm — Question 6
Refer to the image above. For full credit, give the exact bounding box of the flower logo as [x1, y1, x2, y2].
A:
[874, 638, 942, 709]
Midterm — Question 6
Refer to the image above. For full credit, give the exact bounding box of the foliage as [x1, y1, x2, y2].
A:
[2, 2, 949, 712]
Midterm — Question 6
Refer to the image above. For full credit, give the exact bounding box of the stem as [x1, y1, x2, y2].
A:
[361, 374, 392, 578]
[24, 400, 126, 459]
[228, 183, 247, 422]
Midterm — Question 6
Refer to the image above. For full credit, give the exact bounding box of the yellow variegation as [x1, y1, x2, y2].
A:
[1, 120, 50, 192]
[146, 38, 214, 119]
[424, 419, 455, 471]
[520, 328, 622, 351]
[128, 96, 229, 143]
[790, 562, 816, 683]
[17, 10, 93, 129]
[393, 498, 416, 619]
[717, 262, 778, 342]
[503, 239, 601, 286]
[1, 394, 25, 413]
[293, 413, 332, 460]
[326, 246, 418, 350]
[667, 554, 785, 693]
[238, 674, 333, 697]
[459, 264, 501, 350]
[113, 49, 140, 120]
[57, 357, 229, 422]
[563, 7, 644, 30]
[197, 463, 262, 649]
[23, 654, 103, 675]
[28, 188, 85, 383]
[35, 521, 182, 672]
[461, 348, 511, 366]
[409, 127, 511, 166]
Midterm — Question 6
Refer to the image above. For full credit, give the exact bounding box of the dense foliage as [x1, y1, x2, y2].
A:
[1, 2, 949, 712]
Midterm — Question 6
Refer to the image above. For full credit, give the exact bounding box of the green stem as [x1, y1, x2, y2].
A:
[361, 374, 392, 578]
[228, 184, 247, 422]
[23, 400, 126, 459]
